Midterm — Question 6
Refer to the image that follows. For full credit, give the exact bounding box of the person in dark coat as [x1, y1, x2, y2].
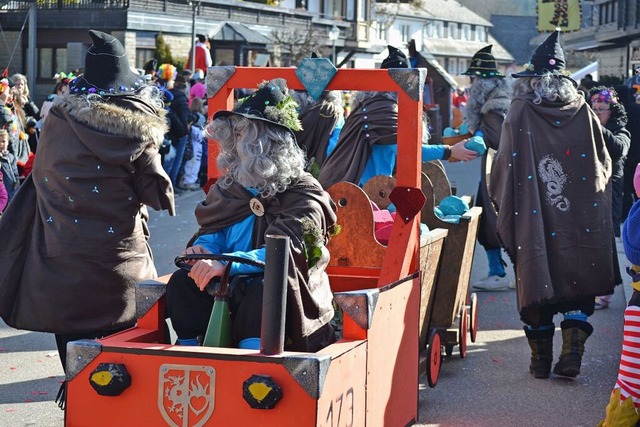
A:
[0, 30, 175, 393]
[0, 128, 19, 202]
[168, 74, 190, 188]
[588, 86, 630, 240]
[462, 45, 513, 292]
[490, 30, 620, 380]
[587, 86, 630, 310]
[166, 78, 337, 352]
[615, 84, 640, 223]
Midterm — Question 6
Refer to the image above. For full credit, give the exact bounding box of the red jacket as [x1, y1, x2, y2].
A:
[186, 44, 212, 72]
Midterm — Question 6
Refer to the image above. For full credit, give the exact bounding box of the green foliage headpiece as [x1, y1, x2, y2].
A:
[214, 78, 302, 139]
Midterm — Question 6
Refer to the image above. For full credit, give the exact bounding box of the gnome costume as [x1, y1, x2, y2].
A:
[166, 78, 337, 353]
[490, 30, 620, 379]
[293, 89, 344, 174]
[462, 45, 513, 291]
[0, 30, 175, 374]
[318, 45, 440, 189]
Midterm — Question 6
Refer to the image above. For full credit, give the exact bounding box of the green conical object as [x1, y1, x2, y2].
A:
[202, 297, 232, 347]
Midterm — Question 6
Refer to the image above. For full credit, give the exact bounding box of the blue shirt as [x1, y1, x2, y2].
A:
[358, 143, 447, 187]
[326, 115, 345, 159]
[192, 188, 265, 275]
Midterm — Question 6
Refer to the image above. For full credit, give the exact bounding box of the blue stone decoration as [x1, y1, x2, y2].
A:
[387, 68, 425, 102]
[295, 57, 337, 100]
[206, 66, 236, 99]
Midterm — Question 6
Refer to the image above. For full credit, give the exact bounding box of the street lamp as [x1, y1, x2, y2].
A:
[189, 1, 201, 72]
[328, 24, 340, 66]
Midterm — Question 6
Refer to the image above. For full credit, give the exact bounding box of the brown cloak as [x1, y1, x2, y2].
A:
[490, 93, 620, 310]
[294, 101, 340, 168]
[0, 94, 175, 333]
[318, 92, 397, 188]
[192, 173, 336, 351]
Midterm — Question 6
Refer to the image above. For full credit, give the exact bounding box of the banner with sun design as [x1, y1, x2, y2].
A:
[537, 0, 581, 32]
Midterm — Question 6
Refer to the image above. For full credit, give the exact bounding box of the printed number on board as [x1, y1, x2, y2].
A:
[324, 387, 354, 427]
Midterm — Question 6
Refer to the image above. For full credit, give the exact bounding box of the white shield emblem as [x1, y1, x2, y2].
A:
[158, 364, 216, 427]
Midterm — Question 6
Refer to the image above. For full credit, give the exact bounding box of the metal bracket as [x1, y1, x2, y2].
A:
[333, 288, 380, 330]
[206, 66, 236, 99]
[282, 354, 331, 399]
[388, 68, 426, 102]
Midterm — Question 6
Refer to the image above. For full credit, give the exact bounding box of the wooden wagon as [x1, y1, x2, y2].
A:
[421, 161, 482, 358]
[64, 63, 437, 426]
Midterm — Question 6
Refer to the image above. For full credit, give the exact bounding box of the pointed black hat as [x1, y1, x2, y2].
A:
[69, 30, 146, 96]
[512, 30, 576, 86]
[462, 45, 504, 78]
[381, 45, 409, 69]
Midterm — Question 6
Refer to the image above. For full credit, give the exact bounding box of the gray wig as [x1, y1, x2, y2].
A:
[206, 115, 306, 197]
[512, 74, 579, 104]
[465, 77, 511, 131]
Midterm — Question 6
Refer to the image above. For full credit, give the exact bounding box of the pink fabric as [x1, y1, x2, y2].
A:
[189, 82, 206, 107]
[0, 173, 7, 212]
[634, 163, 640, 197]
[373, 210, 395, 245]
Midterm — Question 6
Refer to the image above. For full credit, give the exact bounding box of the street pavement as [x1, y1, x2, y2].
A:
[0, 158, 627, 426]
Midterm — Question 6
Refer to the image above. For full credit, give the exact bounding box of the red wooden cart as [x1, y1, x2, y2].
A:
[64, 63, 434, 427]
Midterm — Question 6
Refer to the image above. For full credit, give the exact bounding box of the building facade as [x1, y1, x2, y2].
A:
[563, 0, 640, 80]
[0, 0, 380, 103]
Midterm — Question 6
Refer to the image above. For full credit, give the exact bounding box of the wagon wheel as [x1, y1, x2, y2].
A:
[426, 328, 442, 388]
[469, 292, 479, 343]
[458, 304, 468, 359]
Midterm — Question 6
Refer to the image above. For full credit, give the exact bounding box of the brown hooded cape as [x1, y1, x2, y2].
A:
[294, 101, 340, 168]
[490, 93, 620, 311]
[318, 92, 397, 188]
[0, 94, 175, 333]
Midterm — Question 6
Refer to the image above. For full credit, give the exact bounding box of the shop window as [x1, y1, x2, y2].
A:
[136, 49, 155, 70]
[37, 47, 67, 80]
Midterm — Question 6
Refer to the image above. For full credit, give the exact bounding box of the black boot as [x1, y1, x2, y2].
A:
[524, 326, 554, 379]
[553, 319, 593, 378]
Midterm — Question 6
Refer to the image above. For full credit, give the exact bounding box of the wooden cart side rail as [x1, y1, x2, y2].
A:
[418, 228, 448, 350]
[427, 207, 482, 328]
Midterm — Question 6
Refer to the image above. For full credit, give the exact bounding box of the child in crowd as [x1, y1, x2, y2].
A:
[179, 97, 206, 191]
[0, 129, 19, 202]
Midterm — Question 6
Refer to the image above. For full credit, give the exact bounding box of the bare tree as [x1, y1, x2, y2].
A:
[375, 0, 427, 33]
[271, 26, 326, 66]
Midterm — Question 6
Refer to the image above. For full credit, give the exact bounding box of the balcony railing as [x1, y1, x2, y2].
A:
[2, 0, 129, 10]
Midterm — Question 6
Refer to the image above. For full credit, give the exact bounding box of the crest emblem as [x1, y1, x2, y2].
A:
[159, 364, 216, 427]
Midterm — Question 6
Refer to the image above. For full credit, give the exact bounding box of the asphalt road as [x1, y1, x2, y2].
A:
[0, 158, 627, 426]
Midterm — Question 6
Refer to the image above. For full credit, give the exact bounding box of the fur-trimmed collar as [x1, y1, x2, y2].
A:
[52, 94, 168, 145]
